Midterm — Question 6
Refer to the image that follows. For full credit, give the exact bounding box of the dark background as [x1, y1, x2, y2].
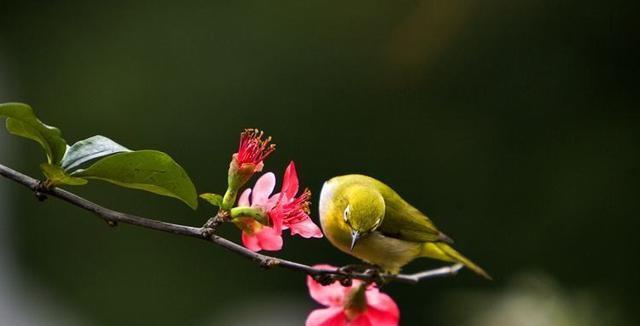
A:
[0, 1, 638, 325]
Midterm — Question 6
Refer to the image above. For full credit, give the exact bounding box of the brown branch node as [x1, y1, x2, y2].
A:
[259, 258, 280, 269]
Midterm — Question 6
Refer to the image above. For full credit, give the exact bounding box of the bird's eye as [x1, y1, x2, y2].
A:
[343, 206, 351, 223]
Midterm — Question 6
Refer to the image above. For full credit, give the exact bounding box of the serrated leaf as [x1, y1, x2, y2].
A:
[72, 150, 198, 209]
[0, 103, 67, 164]
[61, 135, 131, 172]
[40, 163, 88, 186]
[200, 193, 223, 207]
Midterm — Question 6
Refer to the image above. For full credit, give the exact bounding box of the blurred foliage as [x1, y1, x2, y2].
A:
[438, 273, 633, 326]
[0, 0, 638, 325]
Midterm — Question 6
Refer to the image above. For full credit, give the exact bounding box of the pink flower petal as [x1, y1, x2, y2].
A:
[238, 188, 252, 207]
[252, 172, 276, 206]
[307, 265, 348, 307]
[255, 226, 283, 251]
[364, 292, 400, 326]
[254, 161, 264, 173]
[241, 231, 262, 252]
[349, 314, 374, 326]
[306, 307, 345, 326]
[270, 211, 285, 234]
[289, 217, 324, 238]
[266, 192, 281, 208]
[362, 307, 399, 326]
[281, 161, 299, 199]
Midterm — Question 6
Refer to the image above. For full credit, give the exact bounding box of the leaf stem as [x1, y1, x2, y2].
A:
[221, 187, 238, 210]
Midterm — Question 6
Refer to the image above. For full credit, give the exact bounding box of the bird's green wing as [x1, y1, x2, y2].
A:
[378, 189, 453, 244]
[347, 175, 454, 244]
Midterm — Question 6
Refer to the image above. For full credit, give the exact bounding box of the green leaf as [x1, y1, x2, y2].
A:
[0, 103, 67, 164]
[40, 163, 88, 186]
[61, 135, 131, 172]
[199, 193, 223, 207]
[72, 150, 198, 209]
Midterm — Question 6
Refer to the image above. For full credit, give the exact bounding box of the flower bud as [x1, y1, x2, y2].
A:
[223, 129, 275, 208]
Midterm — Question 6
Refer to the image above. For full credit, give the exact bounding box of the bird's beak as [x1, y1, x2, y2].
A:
[350, 230, 360, 251]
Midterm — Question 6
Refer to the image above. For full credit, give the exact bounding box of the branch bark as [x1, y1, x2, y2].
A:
[0, 163, 462, 285]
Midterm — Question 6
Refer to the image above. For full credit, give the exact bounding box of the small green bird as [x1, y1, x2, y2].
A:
[319, 174, 490, 279]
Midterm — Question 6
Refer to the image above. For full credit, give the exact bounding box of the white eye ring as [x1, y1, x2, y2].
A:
[343, 205, 351, 222]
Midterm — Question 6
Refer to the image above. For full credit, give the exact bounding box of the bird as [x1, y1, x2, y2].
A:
[319, 174, 490, 279]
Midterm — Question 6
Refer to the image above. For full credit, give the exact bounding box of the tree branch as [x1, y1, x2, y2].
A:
[0, 163, 462, 285]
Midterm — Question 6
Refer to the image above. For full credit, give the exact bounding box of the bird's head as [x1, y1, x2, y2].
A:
[341, 185, 385, 251]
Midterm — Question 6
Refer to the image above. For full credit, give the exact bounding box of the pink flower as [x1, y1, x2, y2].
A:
[232, 128, 275, 173]
[271, 162, 323, 239]
[306, 265, 400, 326]
[236, 161, 322, 252]
[237, 172, 282, 251]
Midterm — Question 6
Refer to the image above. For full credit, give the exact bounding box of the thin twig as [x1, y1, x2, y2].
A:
[0, 163, 461, 285]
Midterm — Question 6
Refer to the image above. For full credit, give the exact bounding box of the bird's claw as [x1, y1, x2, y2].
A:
[338, 263, 376, 274]
[363, 267, 387, 286]
[338, 264, 387, 286]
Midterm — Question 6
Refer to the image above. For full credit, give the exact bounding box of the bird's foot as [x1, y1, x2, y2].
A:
[363, 267, 388, 286]
[338, 264, 388, 286]
[338, 263, 376, 274]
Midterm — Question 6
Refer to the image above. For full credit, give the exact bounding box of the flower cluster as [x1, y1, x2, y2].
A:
[236, 162, 323, 251]
[306, 265, 400, 326]
[204, 130, 399, 325]
[204, 129, 323, 252]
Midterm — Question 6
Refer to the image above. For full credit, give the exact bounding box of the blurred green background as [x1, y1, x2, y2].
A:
[0, 0, 638, 325]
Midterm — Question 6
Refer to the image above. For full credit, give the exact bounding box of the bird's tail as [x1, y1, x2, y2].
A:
[421, 242, 492, 280]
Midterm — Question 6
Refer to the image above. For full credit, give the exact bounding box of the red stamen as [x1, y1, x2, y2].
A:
[236, 129, 275, 165]
[273, 188, 312, 225]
